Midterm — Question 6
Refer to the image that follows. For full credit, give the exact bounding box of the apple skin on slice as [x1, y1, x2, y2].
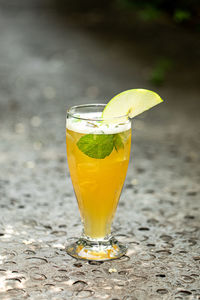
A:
[102, 89, 163, 119]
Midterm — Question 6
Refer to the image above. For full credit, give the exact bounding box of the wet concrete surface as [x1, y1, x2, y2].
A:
[0, 2, 200, 299]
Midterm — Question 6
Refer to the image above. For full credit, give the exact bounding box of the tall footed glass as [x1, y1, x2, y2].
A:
[66, 104, 131, 261]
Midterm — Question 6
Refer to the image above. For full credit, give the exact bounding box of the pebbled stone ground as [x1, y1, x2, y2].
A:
[0, 2, 199, 299]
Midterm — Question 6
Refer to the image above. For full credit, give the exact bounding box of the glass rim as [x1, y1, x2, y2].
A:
[66, 103, 129, 121]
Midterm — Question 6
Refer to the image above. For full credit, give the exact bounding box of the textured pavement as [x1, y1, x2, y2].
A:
[0, 2, 200, 300]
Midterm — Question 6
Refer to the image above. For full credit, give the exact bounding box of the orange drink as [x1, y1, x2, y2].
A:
[66, 104, 131, 260]
[66, 128, 131, 239]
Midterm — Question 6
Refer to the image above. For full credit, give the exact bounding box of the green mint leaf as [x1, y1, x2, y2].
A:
[77, 134, 114, 159]
[113, 134, 124, 152]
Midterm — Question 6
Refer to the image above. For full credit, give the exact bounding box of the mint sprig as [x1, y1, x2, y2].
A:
[77, 133, 125, 159]
[113, 134, 124, 152]
[77, 134, 114, 159]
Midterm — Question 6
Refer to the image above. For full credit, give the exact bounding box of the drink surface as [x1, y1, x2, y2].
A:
[66, 112, 131, 239]
[66, 112, 131, 134]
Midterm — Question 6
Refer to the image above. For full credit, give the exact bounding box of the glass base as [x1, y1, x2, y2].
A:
[66, 235, 127, 261]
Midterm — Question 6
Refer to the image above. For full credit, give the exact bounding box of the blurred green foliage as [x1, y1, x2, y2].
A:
[112, 1, 199, 86]
[139, 6, 161, 21]
[149, 58, 173, 86]
[173, 10, 191, 23]
[115, 0, 200, 25]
